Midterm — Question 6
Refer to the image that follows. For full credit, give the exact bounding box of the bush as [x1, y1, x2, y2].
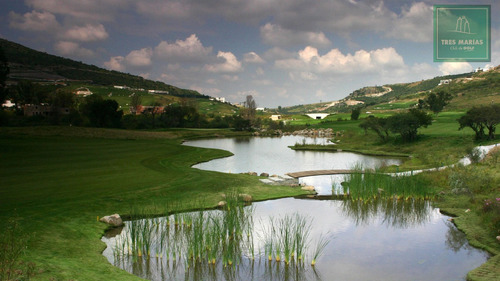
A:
[448, 165, 493, 195]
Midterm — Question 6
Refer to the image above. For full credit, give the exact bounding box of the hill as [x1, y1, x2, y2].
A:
[0, 38, 201, 98]
[280, 67, 500, 114]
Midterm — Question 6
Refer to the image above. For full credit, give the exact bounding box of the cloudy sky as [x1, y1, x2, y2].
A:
[0, 0, 498, 107]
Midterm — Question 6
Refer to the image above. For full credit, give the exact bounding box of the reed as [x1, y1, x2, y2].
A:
[311, 234, 330, 266]
[342, 165, 433, 201]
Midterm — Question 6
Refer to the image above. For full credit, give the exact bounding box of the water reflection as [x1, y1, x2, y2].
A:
[340, 198, 432, 228]
[184, 136, 402, 176]
[103, 197, 489, 281]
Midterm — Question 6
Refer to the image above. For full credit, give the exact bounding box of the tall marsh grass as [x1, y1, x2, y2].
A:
[110, 192, 330, 276]
[341, 165, 433, 201]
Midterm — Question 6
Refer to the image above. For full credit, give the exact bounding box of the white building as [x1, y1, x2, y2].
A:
[270, 115, 282, 121]
[306, 113, 329, 120]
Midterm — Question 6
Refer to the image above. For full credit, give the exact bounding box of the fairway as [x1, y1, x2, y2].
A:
[0, 127, 307, 280]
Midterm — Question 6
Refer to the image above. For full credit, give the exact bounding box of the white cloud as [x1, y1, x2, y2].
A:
[104, 48, 153, 71]
[104, 56, 125, 71]
[243, 52, 265, 64]
[222, 75, 239, 81]
[154, 34, 212, 63]
[9, 10, 59, 31]
[205, 51, 242, 73]
[315, 89, 326, 98]
[276, 46, 405, 74]
[260, 23, 331, 47]
[54, 41, 94, 58]
[64, 24, 108, 42]
[439, 62, 473, 75]
[230, 90, 261, 102]
[26, 0, 127, 22]
[125, 48, 153, 68]
[385, 2, 433, 42]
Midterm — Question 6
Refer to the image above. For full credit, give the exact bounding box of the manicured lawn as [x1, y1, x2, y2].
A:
[0, 127, 307, 280]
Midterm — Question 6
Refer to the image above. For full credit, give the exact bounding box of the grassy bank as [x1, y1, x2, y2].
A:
[0, 126, 307, 280]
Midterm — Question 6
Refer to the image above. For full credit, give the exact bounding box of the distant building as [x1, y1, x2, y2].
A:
[270, 115, 282, 121]
[438, 79, 452, 85]
[74, 87, 93, 97]
[148, 90, 169, 94]
[2, 100, 15, 108]
[23, 104, 69, 117]
[256, 107, 265, 111]
[114, 85, 129, 89]
[306, 113, 329, 120]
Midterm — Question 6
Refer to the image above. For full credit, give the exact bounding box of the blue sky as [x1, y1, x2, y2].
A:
[0, 0, 498, 107]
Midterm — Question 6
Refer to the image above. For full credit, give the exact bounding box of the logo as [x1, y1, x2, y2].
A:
[434, 5, 490, 62]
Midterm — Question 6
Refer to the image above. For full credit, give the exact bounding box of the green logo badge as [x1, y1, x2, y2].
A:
[434, 5, 490, 62]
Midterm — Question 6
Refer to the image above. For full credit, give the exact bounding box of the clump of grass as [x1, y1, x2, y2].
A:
[311, 234, 330, 266]
[0, 216, 37, 280]
[342, 165, 433, 201]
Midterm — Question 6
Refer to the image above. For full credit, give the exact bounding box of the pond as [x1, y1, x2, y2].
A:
[185, 136, 402, 195]
[102, 136, 490, 280]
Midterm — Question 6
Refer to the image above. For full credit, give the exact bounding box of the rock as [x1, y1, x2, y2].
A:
[239, 193, 253, 202]
[218, 201, 227, 207]
[496, 235, 500, 242]
[260, 172, 269, 177]
[301, 185, 316, 191]
[248, 172, 258, 176]
[100, 214, 123, 227]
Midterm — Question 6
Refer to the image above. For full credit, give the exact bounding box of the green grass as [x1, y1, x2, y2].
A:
[0, 126, 308, 280]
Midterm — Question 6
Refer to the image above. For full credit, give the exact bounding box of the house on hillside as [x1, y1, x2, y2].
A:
[438, 79, 452, 86]
[74, 87, 93, 97]
[23, 104, 69, 117]
[306, 113, 329, 120]
[270, 115, 282, 121]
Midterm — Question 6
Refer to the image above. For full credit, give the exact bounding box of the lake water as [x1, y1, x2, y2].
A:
[102, 136, 490, 280]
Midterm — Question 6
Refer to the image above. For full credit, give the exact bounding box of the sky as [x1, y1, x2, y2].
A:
[0, 0, 499, 108]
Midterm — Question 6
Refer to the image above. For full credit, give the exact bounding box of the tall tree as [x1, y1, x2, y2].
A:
[351, 107, 361, 120]
[419, 91, 452, 115]
[130, 94, 142, 115]
[0, 46, 9, 107]
[242, 95, 256, 121]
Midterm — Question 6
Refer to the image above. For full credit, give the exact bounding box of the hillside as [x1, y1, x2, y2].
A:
[281, 68, 500, 114]
[0, 38, 201, 98]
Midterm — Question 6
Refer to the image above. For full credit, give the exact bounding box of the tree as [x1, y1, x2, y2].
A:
[80, 95, 122, 128]
[0, 46, 9, 107]
[386, 109, 433, 142]
[459, 104, 500, 140]
[351, 107, 361, 120]
[420, 91, 452, 115]
[242, 95, 256, 121]
[359, 116, 390, 141]
[130, 94, 142, 114]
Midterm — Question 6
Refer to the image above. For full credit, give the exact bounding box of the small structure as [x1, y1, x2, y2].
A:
[306, 113, 329, 120]
[438, 79, 452, 86]
[148, 90, 169, 94]
[270, 114, 282, 121]
[23, 104, 69, 117]
[74, 87, 93, 97]
[2, 100, 15, 108]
